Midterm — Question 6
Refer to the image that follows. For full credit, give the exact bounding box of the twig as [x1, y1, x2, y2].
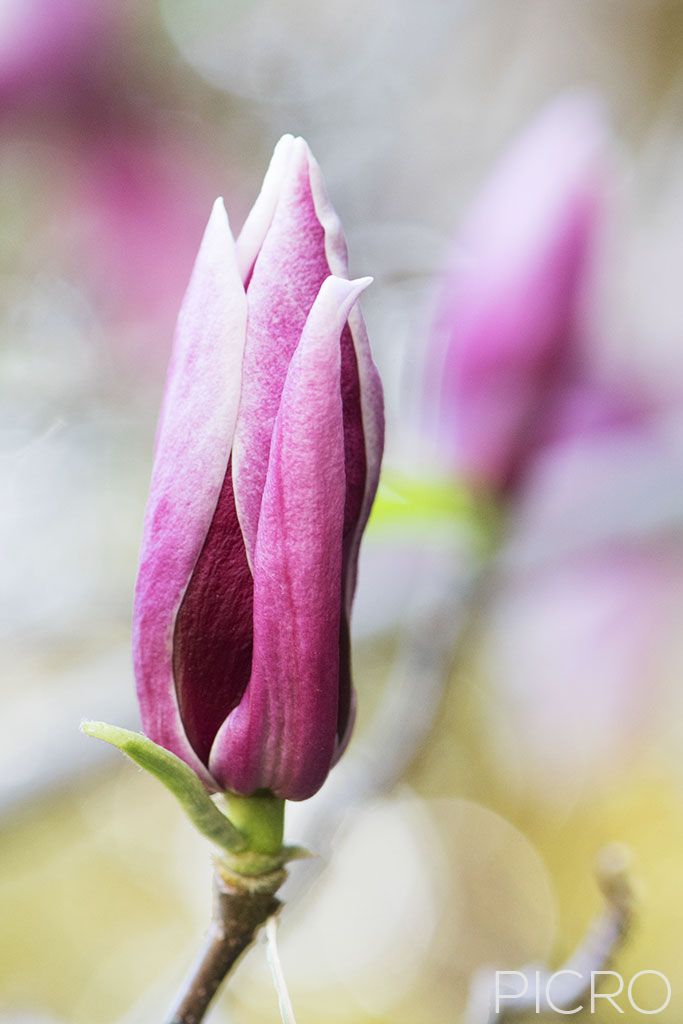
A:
[463, 845, 635, 1024]
[165, 867, 284, 1024]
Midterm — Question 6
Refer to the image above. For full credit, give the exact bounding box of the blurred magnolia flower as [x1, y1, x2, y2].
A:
[422, 93, 683, 792]
[427, 91, 608, 495]
[134, 136, 384, 800]
[0, 0, 119, 108]
[73, 130, 224, 346]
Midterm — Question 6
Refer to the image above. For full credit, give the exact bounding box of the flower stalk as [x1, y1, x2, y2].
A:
[82, 722, 291, 1022]
[221, 792, 285, 856]
[166, 867, 284, 1024]
[169, 795, 288, 1024]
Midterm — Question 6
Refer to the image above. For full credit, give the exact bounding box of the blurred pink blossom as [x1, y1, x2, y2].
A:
[428, 92, 609, 495]
[0, 0, 119, 109]
[427, 93, 683, 792]
[73, 130, 229, 349]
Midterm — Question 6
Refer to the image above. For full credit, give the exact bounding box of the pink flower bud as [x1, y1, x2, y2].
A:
[133, 137, 384, 800]
[0, 0, 118, 106]
[428, 93, 607, 495]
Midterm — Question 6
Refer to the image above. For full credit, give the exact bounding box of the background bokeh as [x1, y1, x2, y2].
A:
[3, 1, 683, 1021]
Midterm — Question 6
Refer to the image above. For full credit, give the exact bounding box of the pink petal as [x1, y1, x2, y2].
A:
[232, 137, 330, 568]
[431, 92, 607, 491]
[307, 151, 385, 613]
[0, 0, 117, 103]
[133, 199, 247, 786]
[233, 138, 384, 574]
[307, 153, 385, 754]
[235, 134, 298, 284]
[210, 277, 372, 799]
[232, 139, 384, 752]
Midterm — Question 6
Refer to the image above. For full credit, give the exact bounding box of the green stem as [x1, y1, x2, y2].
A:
[223, 792, 285, 855]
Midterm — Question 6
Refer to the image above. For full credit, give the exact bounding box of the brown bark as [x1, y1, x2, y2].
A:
[166, 867, 285, 1024]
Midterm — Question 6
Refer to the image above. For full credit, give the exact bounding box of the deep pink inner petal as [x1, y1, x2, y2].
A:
[338, 321, 366, 740]
[340, 323, 366, 539]
[173, 459, 254, 765]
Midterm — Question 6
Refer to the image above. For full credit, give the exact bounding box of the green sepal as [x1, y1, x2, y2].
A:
[217, 843, 312, 880]
[81, 721, 246, 854]
[281, 844, 313, 863]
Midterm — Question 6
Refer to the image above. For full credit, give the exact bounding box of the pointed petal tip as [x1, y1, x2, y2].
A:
[274, 132, 296, 148]
[270, 133, 299, 165]
[279, 134, 311, 174]
[200, 195, 234, 252]
[272, 133, 308, 161]
[353, 274, 374, 291]
[321, 274, 373, 312]
[207, 195, 228, 223]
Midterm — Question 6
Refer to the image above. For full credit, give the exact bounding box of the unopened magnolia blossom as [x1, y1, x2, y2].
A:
[428, 94, 679, 790]
[429, 92, 611, 495]
[0, 0, 118, 106]
[133, 136, 384, 801]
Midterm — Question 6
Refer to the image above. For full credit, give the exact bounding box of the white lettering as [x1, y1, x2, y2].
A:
[591, 971, 624, 1014]
[545, 969, 583, 1015]
[628, 971, 672, 1015]
[494, 971, 528, 1014]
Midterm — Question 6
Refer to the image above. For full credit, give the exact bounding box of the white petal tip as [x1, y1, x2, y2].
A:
[317, 275, 372, 322]
[201, 196, 235, 253]
[204, 196, 231, 234]
[209, 196, 227, 218]
[274, 134, 307, 161]
[353, 275, 374, 291]
[342, 275, 374, 305]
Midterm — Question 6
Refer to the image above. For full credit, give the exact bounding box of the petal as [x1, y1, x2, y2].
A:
[430, 92, 607, 490]
[133, 199, 247, 785]
[307, 150, 385, 607]
[339, 306, 384, 610]
[172, 457, 253, 766]
[232, 137, 384, 757]
[307, 151, 385, 747]
[232, 137, 331, 569]
[210, 276, 372, 799]
[235, 133, 298, 284]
